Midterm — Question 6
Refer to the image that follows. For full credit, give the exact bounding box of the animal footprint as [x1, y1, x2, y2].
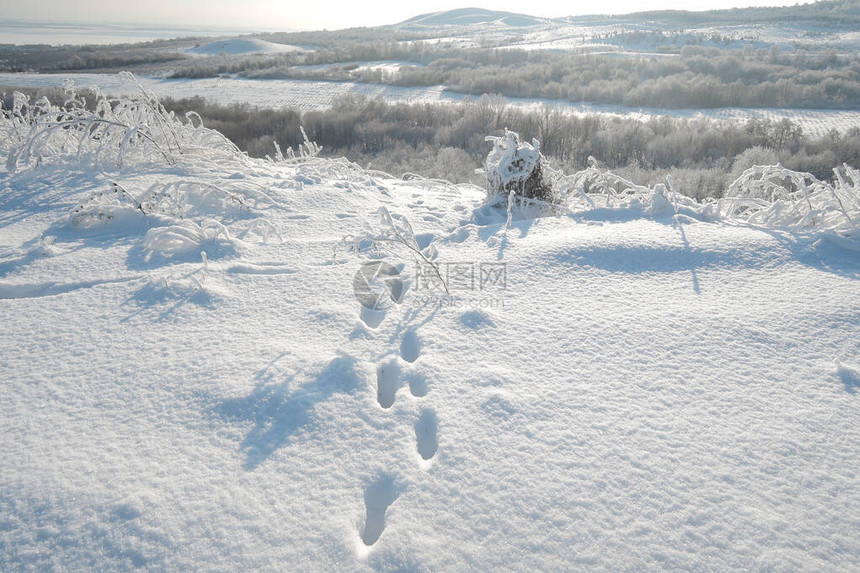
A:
[360, 307, 385, 329]
[404, 372, 428, 398]
[376, 359, 402, 409]
[400, 328, 421, 363]
[414, 409, 438, 461]
[360, 474, 401, 546]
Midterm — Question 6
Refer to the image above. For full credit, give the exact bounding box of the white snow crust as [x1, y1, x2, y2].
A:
[1, 85, 858, 571]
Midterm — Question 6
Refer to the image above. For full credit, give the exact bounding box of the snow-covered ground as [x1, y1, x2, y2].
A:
[294, 61, 423, 74]
[185, 38, 306, 57]
[1, 88, 859, 570]
[2, 72, 859, 138]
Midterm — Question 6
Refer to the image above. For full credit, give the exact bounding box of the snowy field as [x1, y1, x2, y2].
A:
[0, 86, 859, 570]
[184, 38, 307, 57]
[3, 72, 860, 138]
[294, 61, 423, 73]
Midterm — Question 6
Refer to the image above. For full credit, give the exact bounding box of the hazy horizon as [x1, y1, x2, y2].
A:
[2, 1, 814, 34]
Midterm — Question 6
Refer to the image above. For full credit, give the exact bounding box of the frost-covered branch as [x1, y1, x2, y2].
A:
[2, 74, 243, 172]
[338, 207, 448, 294]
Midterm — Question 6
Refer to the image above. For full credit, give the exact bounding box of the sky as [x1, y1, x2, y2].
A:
[3, 0, 807, 32]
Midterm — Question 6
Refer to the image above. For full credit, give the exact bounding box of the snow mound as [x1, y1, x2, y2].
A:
[399, 7, 546, 28]
[186, 37, 305, 56]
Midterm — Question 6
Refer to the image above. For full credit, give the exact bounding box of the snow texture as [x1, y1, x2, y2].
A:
[1, 85, 858, 571]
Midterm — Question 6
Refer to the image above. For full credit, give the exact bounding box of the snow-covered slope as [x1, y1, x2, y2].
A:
[398, 7, 548, 28]
[186, 37, 305, 56]
[1, 88, 859, 570]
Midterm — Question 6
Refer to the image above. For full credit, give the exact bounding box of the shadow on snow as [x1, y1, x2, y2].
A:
[215, 355, 363, 470]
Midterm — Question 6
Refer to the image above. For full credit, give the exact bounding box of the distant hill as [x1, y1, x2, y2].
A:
[567, 0, 860, 27]
[397, 1, 860, 30]
[601, 0, 860, 26]
[398, 7, 550, 28]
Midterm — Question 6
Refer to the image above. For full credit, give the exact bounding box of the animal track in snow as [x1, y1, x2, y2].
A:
[447, 226, 471, 243]
[414, 408, 438, 461]
[359, 307, 385, 329]
[360, 474, 401, 546]
[376, 359, 402, 409]
[399, 328, 421, 363]
[404, 372, 428, 398]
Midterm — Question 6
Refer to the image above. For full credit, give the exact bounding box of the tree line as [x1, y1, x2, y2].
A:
[161, 93, 860, 198]
[4, 86, 859, 199]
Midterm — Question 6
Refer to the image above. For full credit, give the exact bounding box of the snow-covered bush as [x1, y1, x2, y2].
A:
[1, 73, 242, 172]
[711, 164, 860, 237]
[484, 130, 553, 202]
[70, 182, 148, 227]
[548, 160, 859, 241]
[69, 179, 263, 227]
[142, 219, 233, 260]
[560, 161, 651, 209]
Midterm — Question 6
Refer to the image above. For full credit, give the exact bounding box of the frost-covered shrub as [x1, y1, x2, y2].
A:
[1, 73, 242, 172]
[484, 130, 553, 202]
[712, 164, 860, 237]
[548, 159, 860, 241]
[70, 182, 147, 227]
[143, 220, 233, 260]
[69, 179, 267, 226]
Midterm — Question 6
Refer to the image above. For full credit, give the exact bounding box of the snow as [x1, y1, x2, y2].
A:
[1, 87, 859, 570]
[3, 72, 860, 138]
[294, 61, 421, 74]
[185, 38, 305, 56]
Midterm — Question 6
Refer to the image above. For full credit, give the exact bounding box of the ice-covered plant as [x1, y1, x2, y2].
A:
[142, 219, 231, 260]
[270, 127, 322, 163]
[713, 164, 859, 235]
[338, 207, 448, 294]
[2, 73, 243, 172]
[69, 178, 264, 227]
[484, 130, 553, 203]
